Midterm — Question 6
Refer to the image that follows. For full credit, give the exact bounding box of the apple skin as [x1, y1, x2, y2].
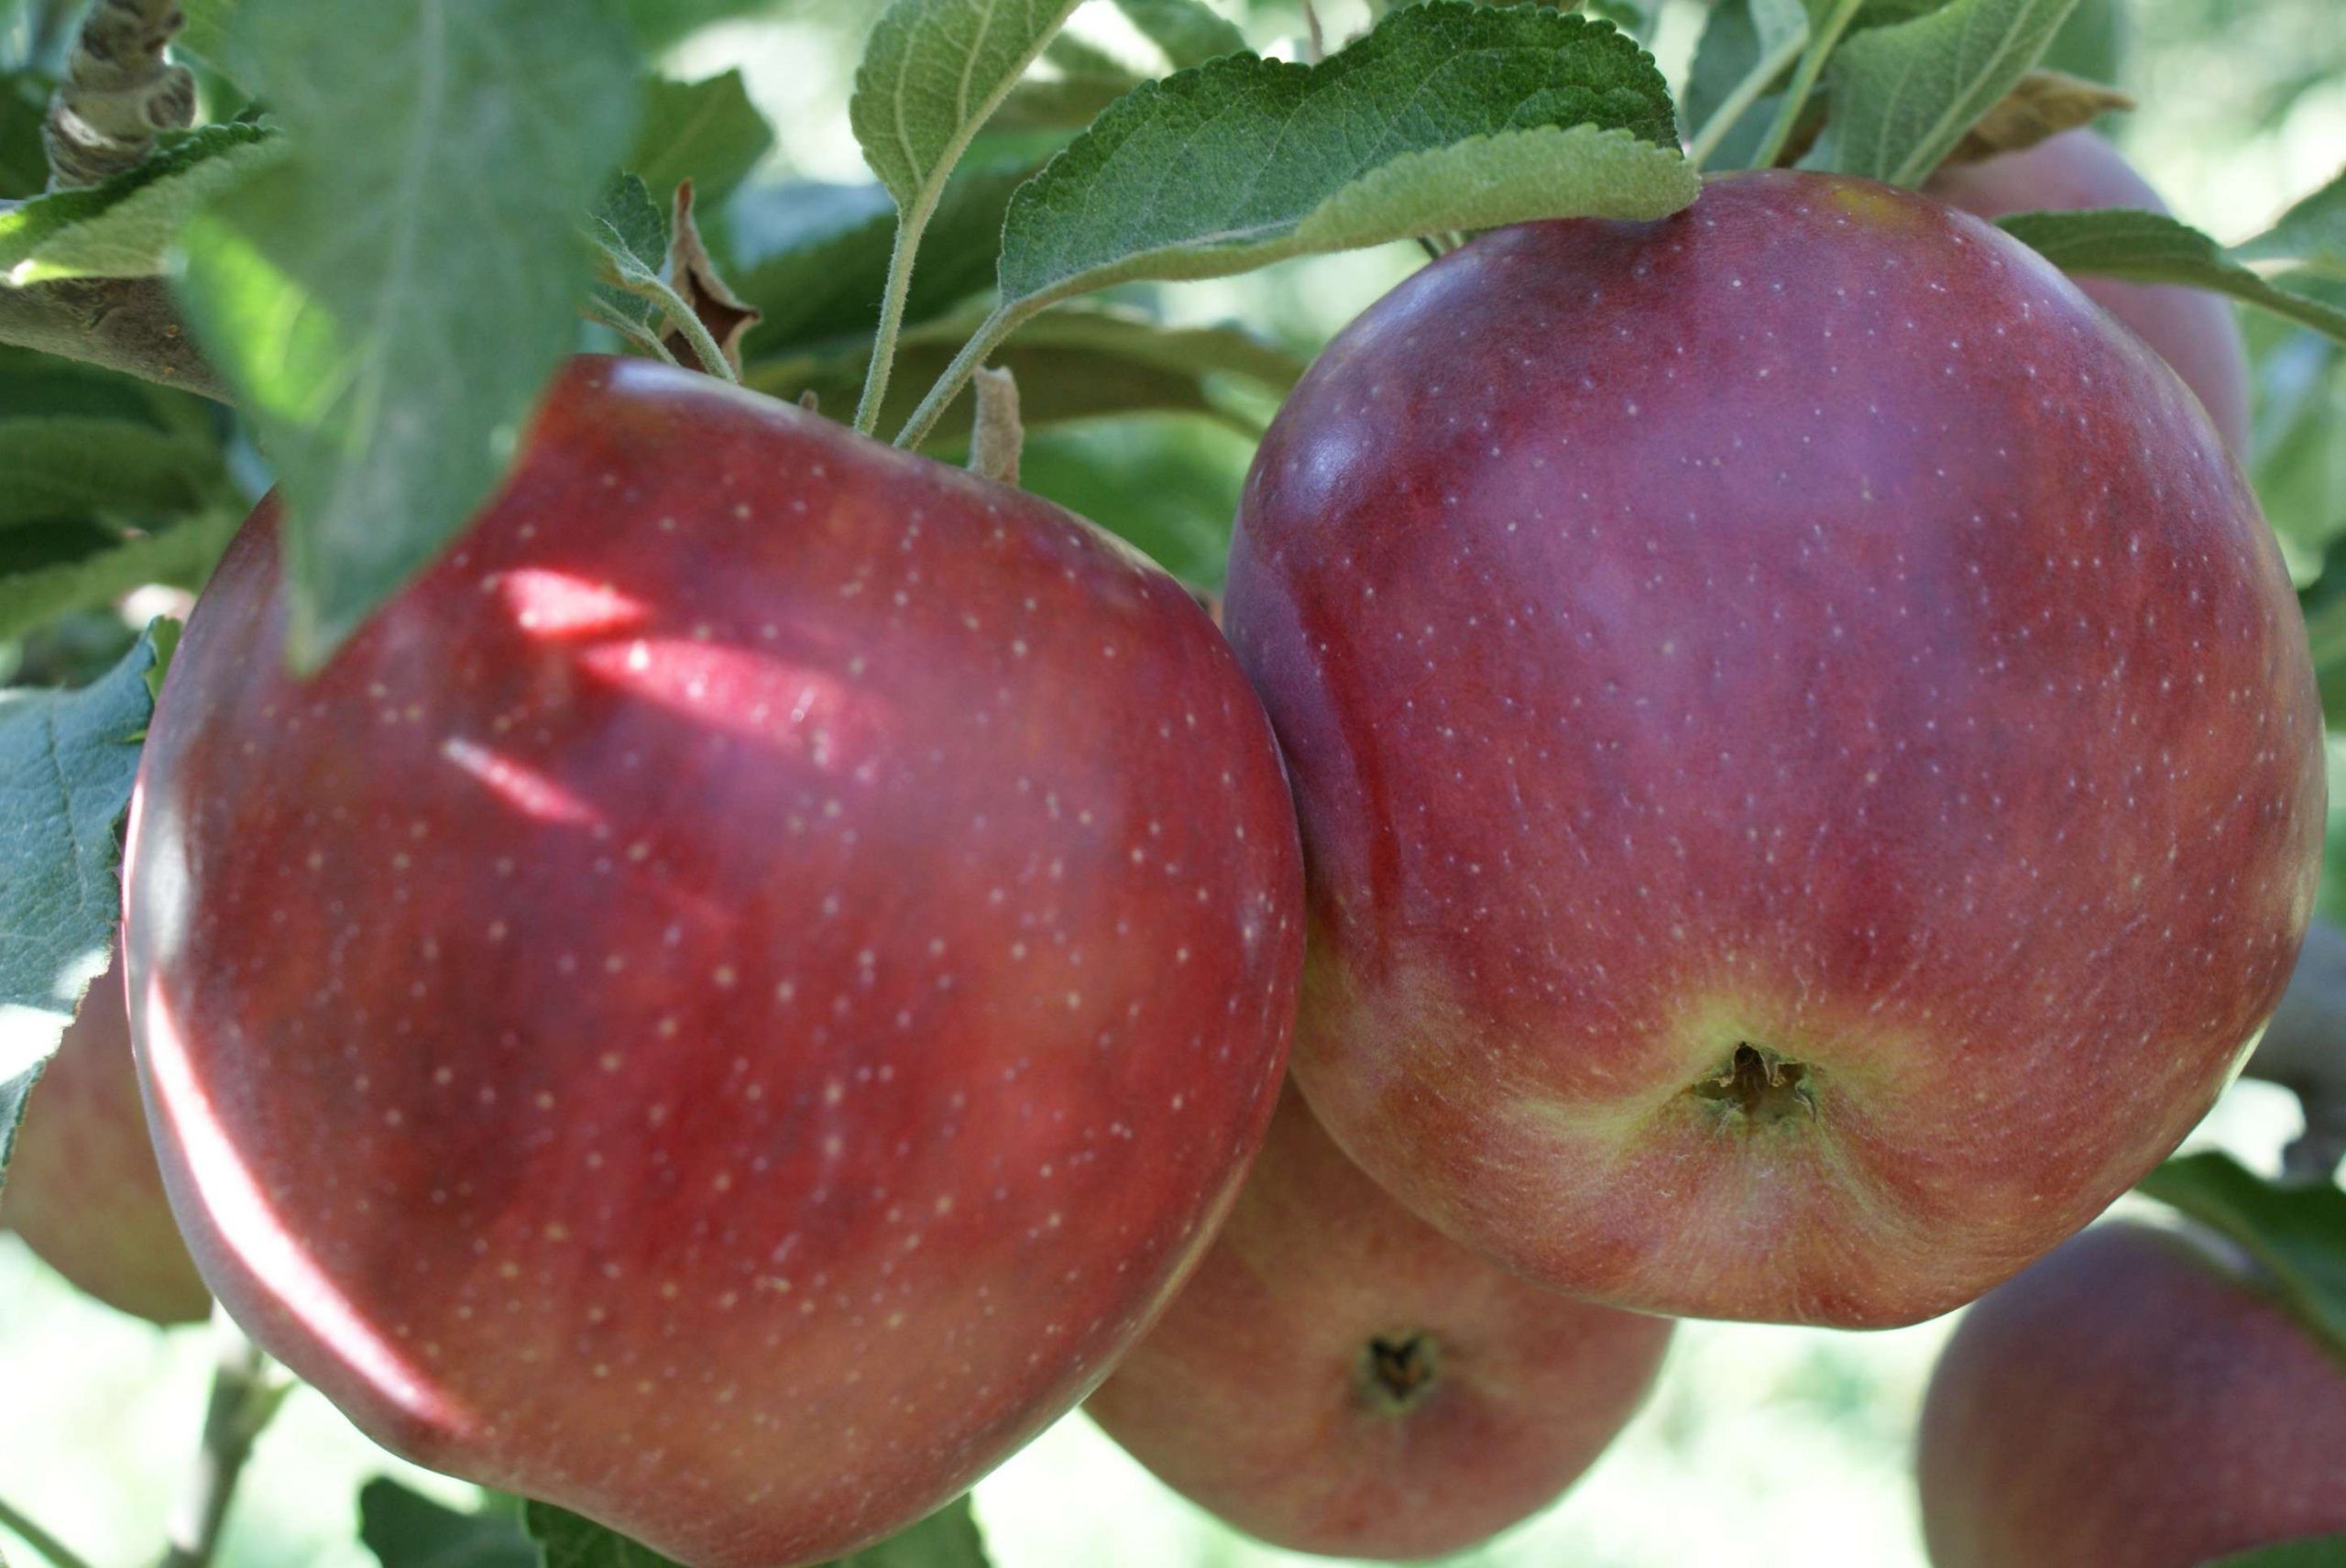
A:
[1085, 1086, 1671, 1561]
[123, 357, 1305, 1567]
[1918, 1220, 2346, 1567]
[1926, 128, 2252, 455]
[1223, 170, 2323, 1328]
[3, 956, 210, 1325]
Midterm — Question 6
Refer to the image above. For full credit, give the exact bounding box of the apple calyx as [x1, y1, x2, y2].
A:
[1358, 1332, 1442, 1414]
[1688, 1044, 1819, 1130]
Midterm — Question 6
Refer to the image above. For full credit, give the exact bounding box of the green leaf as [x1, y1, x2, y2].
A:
[0, 417, 226, 527]
[179, 0, 239, 69]
[0, 123, 282, 282]
[1683, 0, 1809, 169]
[850, 0, 1086, 214]
[2199, 1536, 2346, 1568]
[1017, 418, 1252, 583]
[2136, 1152, 2346, 1371]
[729, 161, 1030, 354]
[2000, 208, 2346, 345]
[0, 509, 238, 642]
[0, 629, 162, 1197]
[587, 171, 672, 339]
[828, 1498, 990, 1567]
[755, 300, 1300, 444]
[621, 0, 780, 50]
[526, 1495, 990, 1567]
[1819, 0, 2083, 186]
[358, 1479, 537, 1568]
[0, 71, 51, 200]
[627, 71, 774, 203]
[893, 1, 1694, 447]
[178, 0, 640, 667]
[989, 68, 1142, 134]
[526, 1504, 686, 1567]
[1111, 0, 1250, 67]
[2234, 166, 2346, 280]
[996, 4, 1685, 308]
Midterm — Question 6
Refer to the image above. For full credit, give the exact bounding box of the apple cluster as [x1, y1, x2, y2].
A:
[8, 134, 2344, 1568]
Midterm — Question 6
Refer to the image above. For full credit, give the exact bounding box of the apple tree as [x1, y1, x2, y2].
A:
[0, 2, 2342, 1567]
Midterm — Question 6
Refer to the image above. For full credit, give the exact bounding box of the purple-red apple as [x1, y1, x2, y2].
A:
[1086, 1086, 1670, 1561]
[1927, 128, 2252, 455]
[1224, 171, 2322, 1327]
[123, 357, 1305, 1567]
[4, 956, 209, 1325]
[1918, 1219, 2346, 1566]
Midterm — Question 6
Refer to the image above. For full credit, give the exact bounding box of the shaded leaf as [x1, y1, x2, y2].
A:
[0, 122, 280, 282]
[1819, 0, 2083, 186]
[2234, 166, 2346, 280]
[0, 629, 161, 1194]
[0, 416, 225, 526]
[828, 1499, 990, 1568]
[358, 1479, 537, 1568]
[628, 71, 774, 203]
[2136, 1152, 2346, 1371]
[2000, 207, 2346, 344]
[729, 160, 1029, 354]
[756, 301, 1299, 445]
[0, 509, 237, 642]
[1111, 0, 1250, 67]
[526, 1504, 685, 1567]
[179, 0, 640, 666]
[0, 71, 51, 200]
[1017, 417, 1252, 583]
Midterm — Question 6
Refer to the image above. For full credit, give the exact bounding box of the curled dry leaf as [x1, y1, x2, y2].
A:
[660, 180, 760, 376]
[1943, 69, 2135, 167]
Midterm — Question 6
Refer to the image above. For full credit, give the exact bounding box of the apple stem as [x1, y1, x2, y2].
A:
[156, 1312, 287, 1568]
[2244, 915, 2346, 1184]
[0, 1493, 100, 1568]
[43, 0, 194, 192]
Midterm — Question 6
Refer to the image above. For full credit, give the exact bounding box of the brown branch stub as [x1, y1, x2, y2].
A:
[967, 365, 1023, 487]
[45, 0, 198, 192]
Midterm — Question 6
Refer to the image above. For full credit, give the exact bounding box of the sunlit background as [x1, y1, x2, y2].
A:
[3, 1, 2341, 1564]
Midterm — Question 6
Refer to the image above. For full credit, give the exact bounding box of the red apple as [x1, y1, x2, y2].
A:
[4, 956, 209, 1325]
[1085, 1086, 1671, 1561]
[1927, 128, 2252, 455]
[123, 357, 1305, 1567]
[1223, 171, 2322, 1327]
[1918, 1219, 2346, 1566]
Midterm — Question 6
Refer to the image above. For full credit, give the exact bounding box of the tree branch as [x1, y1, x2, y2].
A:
[0, 1494, 99, 1568]
[2246, 915, 2346, 1183]
[156, 1312, 285, 1568]
[0, 273, 229, 400]
[45, 0, 196, 192]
